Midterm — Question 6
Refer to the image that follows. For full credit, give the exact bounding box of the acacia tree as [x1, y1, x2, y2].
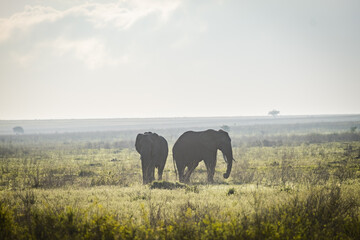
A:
[350, 126, 357, 133]
[220, 125, 230, 132]
[268, 110, 280, 117]
[13, 126, 24, 134]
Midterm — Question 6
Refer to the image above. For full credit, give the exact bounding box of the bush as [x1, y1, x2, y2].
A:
[149, 180, 187, 190]
[227, 188, 235, 196]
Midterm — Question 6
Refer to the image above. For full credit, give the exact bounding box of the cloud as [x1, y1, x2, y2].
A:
[0, 0, 181, 42]
[11, 37, 125, 69]
[0, 5, 62, 42]
[49, 37, 124, 69]
[74, 0, 181, 29]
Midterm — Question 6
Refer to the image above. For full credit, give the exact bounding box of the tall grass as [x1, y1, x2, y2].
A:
[1, 185, 359, 239]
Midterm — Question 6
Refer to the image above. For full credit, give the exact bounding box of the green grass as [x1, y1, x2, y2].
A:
[1, 130, 360, 239]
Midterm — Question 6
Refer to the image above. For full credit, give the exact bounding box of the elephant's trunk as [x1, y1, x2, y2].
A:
[222, 147, 233, 179]
[223, 158, 232, 179]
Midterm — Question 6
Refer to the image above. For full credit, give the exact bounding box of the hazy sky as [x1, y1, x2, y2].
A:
[0, 0, 359, 120]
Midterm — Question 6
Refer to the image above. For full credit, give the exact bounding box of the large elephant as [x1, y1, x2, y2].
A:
[135, 132, 168, 184]
[172, 129, 234, 183]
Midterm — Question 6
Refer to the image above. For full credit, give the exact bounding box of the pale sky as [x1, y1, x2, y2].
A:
[0, 0, 359, 120]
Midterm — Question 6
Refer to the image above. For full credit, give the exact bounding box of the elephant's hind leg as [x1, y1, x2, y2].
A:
[157, 165, 164, 181]
[177, 165, 185, 183]
[184, 162, 199, 183]
[148, 163, 156, 183]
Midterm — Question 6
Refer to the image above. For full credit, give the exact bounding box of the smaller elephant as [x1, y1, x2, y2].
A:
[135, 132, 168, 184]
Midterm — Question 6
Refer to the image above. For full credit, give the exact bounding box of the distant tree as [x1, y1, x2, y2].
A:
[220, 125, 230, 132]
[268, 110, 280, 117]
[350, 126, 357, 133]
[13, 126, 24, 134]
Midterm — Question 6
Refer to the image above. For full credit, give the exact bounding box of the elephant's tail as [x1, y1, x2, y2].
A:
[172, 156, 178, 180]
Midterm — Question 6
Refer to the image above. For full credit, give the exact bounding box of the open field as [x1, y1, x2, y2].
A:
[1, 114, 360, 135]
[1, 115, 360, 239]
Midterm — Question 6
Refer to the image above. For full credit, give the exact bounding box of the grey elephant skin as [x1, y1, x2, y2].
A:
[173, 129, 234, 183]
[135, 132, 168, 184]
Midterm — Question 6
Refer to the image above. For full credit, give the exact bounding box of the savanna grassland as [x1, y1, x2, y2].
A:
[1, 117, 360, 239]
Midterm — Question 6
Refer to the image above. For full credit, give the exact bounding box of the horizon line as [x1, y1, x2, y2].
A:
[1, 113, 360, 121]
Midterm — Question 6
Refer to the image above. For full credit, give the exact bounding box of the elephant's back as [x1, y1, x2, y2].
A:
[173, 131, 199, 152]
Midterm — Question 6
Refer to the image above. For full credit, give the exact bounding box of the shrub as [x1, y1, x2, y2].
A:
[227, 188, 235, 196]
[149, 181, 187, 190]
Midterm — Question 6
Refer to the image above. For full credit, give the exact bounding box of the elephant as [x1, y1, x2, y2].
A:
[135, 132, 168, 184]
[172, 129, 234, 183]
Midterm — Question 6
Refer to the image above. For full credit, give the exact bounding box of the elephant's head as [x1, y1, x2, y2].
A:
[135, 133, 155, 184]
[216, 130, 234, 179]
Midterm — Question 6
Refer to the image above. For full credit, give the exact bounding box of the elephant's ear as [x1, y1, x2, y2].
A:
[135, 134, 143, 153]
[199, 130, 218, 151]
[218, 129, 231, 140]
